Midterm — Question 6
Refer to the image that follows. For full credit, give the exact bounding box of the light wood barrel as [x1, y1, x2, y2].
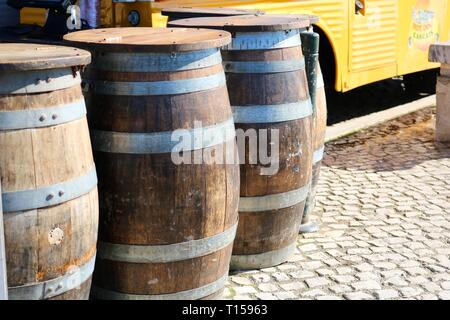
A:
[169, 15, 314, 270]
[302, 66, 327, 225]
[0, 43, 98, 300]
[64, 28, 239, 300]
[162, 7, 265, 22]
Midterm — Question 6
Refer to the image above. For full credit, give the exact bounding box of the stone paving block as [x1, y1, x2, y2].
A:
[351, 280, 382, 291]
[373, 261, 397, 270]
[336, 266, 355, 275]
[421, 282, 442, 292]
[251, 274, 271, 283]
[279, 282, 306, 291]
[384, 276, 409, 287]
[258, 283, 279, 292]
[374, 289, 399, 300]
[420, 294, 439, 300]
[301, 289, 328, 298]
[234, 286, 258, 295]
[272, 272, 290, 282]
[441, 281, 450, 290]
[255, 293, 278, 300]
[316, 295, 344, 300]
[356, 272, 380, 281]
[331, 275, 357, 284]
[329, 284, 352, 294]
[274, 291, 298, 300]
[289, 270, 316, 280]
[231, 276, 253, 286]
[344, 292, 374, 300]
[305, 277, 331, 288]
[400, 287, 424, 298]
[438, 291, 450, 300]
[404, 267, 430, 276]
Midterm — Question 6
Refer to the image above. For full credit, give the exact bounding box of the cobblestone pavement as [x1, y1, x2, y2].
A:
[224, 107, 450, 300]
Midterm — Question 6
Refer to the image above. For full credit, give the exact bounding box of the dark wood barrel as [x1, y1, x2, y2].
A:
[301, 65, 327, 230]
[161, 7, 265, 22]
[0, 43, 98, 300]
[64, 28, 240, 300]
[169, 15, 314, 270]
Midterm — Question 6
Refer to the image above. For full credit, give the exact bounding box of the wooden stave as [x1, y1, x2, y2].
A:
[0, 84, 98, 300]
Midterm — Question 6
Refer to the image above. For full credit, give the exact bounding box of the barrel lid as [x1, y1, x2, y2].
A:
[161, 7, 265, 17]
[167, 14, 313, 32]
[63, 27, 232, 53]
[0, 43, 91, 72]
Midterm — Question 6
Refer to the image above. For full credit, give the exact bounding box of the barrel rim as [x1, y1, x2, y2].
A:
[161, 7, 264, 17]
[167, 14, 313, 32]
[63, 27, 232, 53]
[0, 43, 91, 72]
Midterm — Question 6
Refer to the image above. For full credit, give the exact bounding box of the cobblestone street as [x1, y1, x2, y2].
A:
[224, 107, 450, 300]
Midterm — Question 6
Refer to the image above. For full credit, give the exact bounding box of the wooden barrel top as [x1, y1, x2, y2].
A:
[64, 27, 231, 52]
[0, 43, 91, 72]
[167, 14, 313, 32]
[161, 7, 264, 17]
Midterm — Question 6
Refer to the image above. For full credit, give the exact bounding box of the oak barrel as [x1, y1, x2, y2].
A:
[0, 43, 98, 300]
[162, 7, 264, 22]
[301, 66, 327, 231]
[64, 28, 240, 300]
[0, 181, 7, 300]
[169, 15, 314, 269]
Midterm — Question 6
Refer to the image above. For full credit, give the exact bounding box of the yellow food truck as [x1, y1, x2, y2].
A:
[18, 0, 450, 92]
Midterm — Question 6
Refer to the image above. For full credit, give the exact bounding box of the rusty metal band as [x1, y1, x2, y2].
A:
[92, 118, 235, 154]
[82, 72, 226, 96]
[0, 99, 86, 131]
[239, 182, 311, 212]
[93, 48, 222, 72]
[0, 68, 81, 94]
[1, 168, 97, 213]
[91, 273, 228, 300]
[98, 222, 238, 263]
[231, 242, 297, 270]
[232, 99, 312, 124]
[8, 254, 96, 300]
[223, 59, 305, 74]
[225, 30, 301, 51]
[313, 146, 325, 164]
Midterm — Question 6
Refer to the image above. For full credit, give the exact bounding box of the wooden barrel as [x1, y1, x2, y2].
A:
[0, 181, 7, 300]
[0, 43, 98, 300]
[64, 28, 240, 300]
[301, 65, 327, 231]
[169, 15, 314, 270]
[162, 7, 265, 22]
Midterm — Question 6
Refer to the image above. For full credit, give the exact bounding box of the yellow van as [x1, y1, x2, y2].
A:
[19, 0, 450, 92]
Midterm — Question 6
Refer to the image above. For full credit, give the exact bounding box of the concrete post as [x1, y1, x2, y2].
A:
[429, 43, 450, 142]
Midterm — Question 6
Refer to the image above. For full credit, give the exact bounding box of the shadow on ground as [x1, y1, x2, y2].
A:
[327, 71, 437, 125]
[324, 108, 450, 172]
